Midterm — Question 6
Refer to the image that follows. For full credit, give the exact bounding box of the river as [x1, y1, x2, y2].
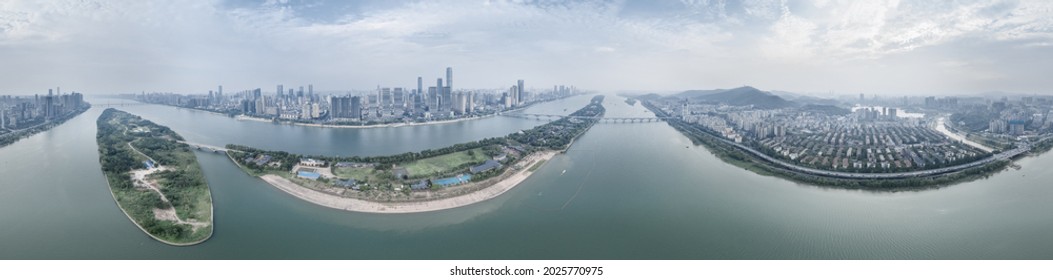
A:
[1, 94, 1052, 259]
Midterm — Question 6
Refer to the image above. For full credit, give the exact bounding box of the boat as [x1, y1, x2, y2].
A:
[561, 169, 566, 175]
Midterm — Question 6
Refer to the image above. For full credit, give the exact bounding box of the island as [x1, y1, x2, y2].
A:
[642, 87, 1052, 190]
[0, 92, 90, 148]
[96, 109, 214, 245]
[223, 95, 605, 213]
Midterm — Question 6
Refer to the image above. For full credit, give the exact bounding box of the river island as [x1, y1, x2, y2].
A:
[96, 109, 214, 245]
[223, 95, 605, 213]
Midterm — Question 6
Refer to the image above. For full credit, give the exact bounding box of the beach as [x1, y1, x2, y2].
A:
[258, 151, 558, 213]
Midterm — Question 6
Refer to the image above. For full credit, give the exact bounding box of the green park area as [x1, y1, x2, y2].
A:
[96, 108, 213, 245]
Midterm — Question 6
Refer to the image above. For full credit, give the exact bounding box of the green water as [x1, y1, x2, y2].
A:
[1, 94, 1052, 259]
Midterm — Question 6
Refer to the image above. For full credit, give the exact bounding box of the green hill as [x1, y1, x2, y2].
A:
[674, 86, 795, 109]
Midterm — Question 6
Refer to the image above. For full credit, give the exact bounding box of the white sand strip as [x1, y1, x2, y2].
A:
[259, 151, 557, 213]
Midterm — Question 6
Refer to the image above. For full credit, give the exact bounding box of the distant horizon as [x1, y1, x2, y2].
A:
[5, 85, 1049, 99]
[2, 1, 1052, 96]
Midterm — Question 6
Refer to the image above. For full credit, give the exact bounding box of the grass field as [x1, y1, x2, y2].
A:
[333, 166, 378, 181]
[403, 147, 490, 176]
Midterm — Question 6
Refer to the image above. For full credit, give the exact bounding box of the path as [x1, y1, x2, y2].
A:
[127, 141, 208, 230]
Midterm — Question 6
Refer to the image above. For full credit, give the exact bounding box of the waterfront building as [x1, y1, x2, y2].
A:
[350, 96, 362, 120]
[517, 79, 525, 104]
[330, 96, 351, 119]
[446, 67, 453, 90]
[393, 88, 404, 108]
[436, 78, 444, 110]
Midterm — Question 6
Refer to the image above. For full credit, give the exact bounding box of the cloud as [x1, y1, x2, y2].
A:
[0, 0, 1051, 95]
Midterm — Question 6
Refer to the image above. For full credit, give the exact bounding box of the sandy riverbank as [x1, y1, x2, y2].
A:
[259, 151, 557, 213]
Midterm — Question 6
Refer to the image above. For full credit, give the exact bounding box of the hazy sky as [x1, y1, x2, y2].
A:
[1, 0, 1051, 96]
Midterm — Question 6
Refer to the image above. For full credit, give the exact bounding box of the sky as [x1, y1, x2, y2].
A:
[0, 0, 1051, 96]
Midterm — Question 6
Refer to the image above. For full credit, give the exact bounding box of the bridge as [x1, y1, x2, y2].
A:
[178, 141, 237, 153]
[501, 113, 674, 123]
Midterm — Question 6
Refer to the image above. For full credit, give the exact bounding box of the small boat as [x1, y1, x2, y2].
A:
[561, 169, 566, 175]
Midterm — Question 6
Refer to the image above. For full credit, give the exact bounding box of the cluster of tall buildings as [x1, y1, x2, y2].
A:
[133, 66, 580, 124]
[856, 107, 898, 121]
[0, 88, 86, 129]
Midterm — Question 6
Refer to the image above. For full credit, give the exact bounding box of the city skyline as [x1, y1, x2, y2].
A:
[1, 0, 1052, 96]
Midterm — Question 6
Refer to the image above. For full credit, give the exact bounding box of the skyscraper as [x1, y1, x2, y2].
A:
[417, 77, 423, 97]
[277, 85, 284, 97]
[517, 79, 525, 104]
[308, 84, 313, 96]
[218, 85, 223, 96]
[350, 96, 362, 120]
[428, 86, 438, 110]
[436, 78, 444, 110]
[446, 67, 453, 90]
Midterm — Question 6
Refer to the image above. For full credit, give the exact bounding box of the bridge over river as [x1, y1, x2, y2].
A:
[178, 141, 238, 153]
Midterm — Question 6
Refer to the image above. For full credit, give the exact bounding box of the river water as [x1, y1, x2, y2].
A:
[1, 94, 1052, 259]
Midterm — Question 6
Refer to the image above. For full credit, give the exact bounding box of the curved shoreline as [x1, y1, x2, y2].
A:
[253, 151, 557, 214]
[95, 109, 215, 246]
[99, 170, 214, 246]
[644, 101, 1031, 189]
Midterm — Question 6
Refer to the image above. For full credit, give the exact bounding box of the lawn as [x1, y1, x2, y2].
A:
[403, 147, 490, 177]
[333, 166, 378, 181]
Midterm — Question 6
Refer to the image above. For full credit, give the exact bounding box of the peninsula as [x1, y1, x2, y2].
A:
[224, 95, 606, 213]
[643, 87, 1052, 190]
[96, 109, 214, 245]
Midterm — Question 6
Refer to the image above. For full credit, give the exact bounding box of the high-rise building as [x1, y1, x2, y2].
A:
[218, 85, 223, 96]
[509, 85, 519, 107]
[350, 96, 362, 120]
[428, 86, 438, 110]
[45, 89, 54, 119]
[451, 91, 464, 115]
[394, 88, 404, 108]
[308, 84, 313, 96]
[417, 77, 423, 98]
[446, 67, 453, 90]
[330, 96, 351, 119]
[436, 78, 444, 110]
[465, 91, 474, 114]
[682, 101, 689, 120]
[381, 88, 392, 108]
[517, 80, 525, 104]
[443, 86, 451, 110]
[277, 85, 284, 97]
